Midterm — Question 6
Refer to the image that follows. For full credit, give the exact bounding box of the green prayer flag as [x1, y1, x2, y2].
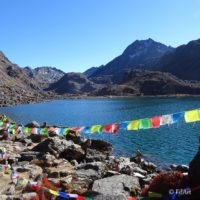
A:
[90, 125, 103, 134]
[41, 128, 48, 136]
[63, 128, 70, 135]
[0, 120, 3, 127]
[24, 127, 31, 134]
[139, 118, 151, 129]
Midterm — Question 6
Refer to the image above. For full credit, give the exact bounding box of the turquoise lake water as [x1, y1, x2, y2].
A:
[0, 97, 200, 166]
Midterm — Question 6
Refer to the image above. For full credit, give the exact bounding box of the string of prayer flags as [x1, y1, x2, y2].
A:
[2, 107, 200, 136]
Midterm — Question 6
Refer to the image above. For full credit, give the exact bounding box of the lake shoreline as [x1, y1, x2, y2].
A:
[2, 93, 200, 107]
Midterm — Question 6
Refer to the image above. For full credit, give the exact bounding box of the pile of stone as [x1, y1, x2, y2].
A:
[0, 122, 199, 200]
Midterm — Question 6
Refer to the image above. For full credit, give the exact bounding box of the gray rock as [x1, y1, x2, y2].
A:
[132, 167, 147, 176]
[171, 164, 189, 172]
[19, 151, 42, 162]
[76, 162, 107, 180]
[32, 137, 75, 158]
[92, 174, 140, 197]
[25, 121, 40, 128]
[60, 143, 85, 162]
[85, 148, 107, 162]
[141, 161, 157, 173]
[22, 192, 37, 199]
[89, 139, 112, 155]
[104, 170, 121, 177]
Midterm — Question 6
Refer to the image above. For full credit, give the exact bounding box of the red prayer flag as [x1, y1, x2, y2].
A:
[151, 116, 161, 128]
[103, 123, 119, 134]
[76, 196, 85, 200]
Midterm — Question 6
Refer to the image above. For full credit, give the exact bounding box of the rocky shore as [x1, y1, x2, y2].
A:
[0, 122, 200, 200]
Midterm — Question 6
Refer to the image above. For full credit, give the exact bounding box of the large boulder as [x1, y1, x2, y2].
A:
[46, 161, 75, 178]
[32, 137, 70, 157]
[84, 139, 113, 162]
[25, 121, 40, 128]
[88, 139, 112, 155]
[92, 174, 140, 197]
[85, 148, 108, 162]
[60, 143, 85, 162]
[76, 162, 108, 180]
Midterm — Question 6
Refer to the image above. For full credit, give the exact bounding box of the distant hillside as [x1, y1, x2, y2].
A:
[88, 38, 174, 82]
[46, 72, 103, 95]
[0, 51, 46, 106]
[152, 39, 200, 81]
[83, 66, 99, 77]
[95, 70, 200, 96]
[24, 66, 65, 89]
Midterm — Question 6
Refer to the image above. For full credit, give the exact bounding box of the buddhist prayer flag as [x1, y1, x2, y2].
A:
[127, 120, 140, 130]
[83, 126, 91, 134]
[49, 189, 59, 196]
[71, 127, 84, 132]
[119, 121, 130, 129]
[58, 191, 70, 198]
[76, 196, 85, 200]
[63, 128, 70, 135]
[139, 118, 151, 129]
[40, 128, 48, 136]
[90, 125, 103, 133]
[103, 123, 119, 134]
[172, 112, 184, 123]
[160, 114, 173, 125]
[24, 127, 31, 134]
[150, 116, 161, 128]
[185, 109, 200, 123]
[30, 128, 38, 135]
[54, 127, 61, 135]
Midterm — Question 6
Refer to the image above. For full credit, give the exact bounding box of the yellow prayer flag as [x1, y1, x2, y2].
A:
[90, 125, 103, 134]
[148, 191, 162, 198]
[127, 120, 139, 130]
[49, 189, 59, 196]
[184, 109, 200, 123]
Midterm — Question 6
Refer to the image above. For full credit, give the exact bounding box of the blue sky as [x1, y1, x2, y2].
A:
[0, 0, 200, 72]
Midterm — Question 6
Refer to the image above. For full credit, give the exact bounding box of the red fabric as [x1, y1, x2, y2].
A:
[103, 123, 119, 135]
[151, 116, 161, 128]
[127, 197, 138, 200]
[31, 184, 40, 191]
[71, 127, 82, 132]
[76, 196, 85, 200]
[48, 127, 55, 133]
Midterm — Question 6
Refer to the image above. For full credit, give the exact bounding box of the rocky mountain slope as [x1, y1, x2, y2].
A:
[46, 72, 102, 95]
[151, 38, 200, 81]
[24, 66, 65, 89]
[95, 70, 200, 96]
[88, 38, 174, 82]
[0, 52, 49, 106]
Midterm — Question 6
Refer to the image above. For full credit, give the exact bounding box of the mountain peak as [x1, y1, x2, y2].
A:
[89, 39, 174, 79]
